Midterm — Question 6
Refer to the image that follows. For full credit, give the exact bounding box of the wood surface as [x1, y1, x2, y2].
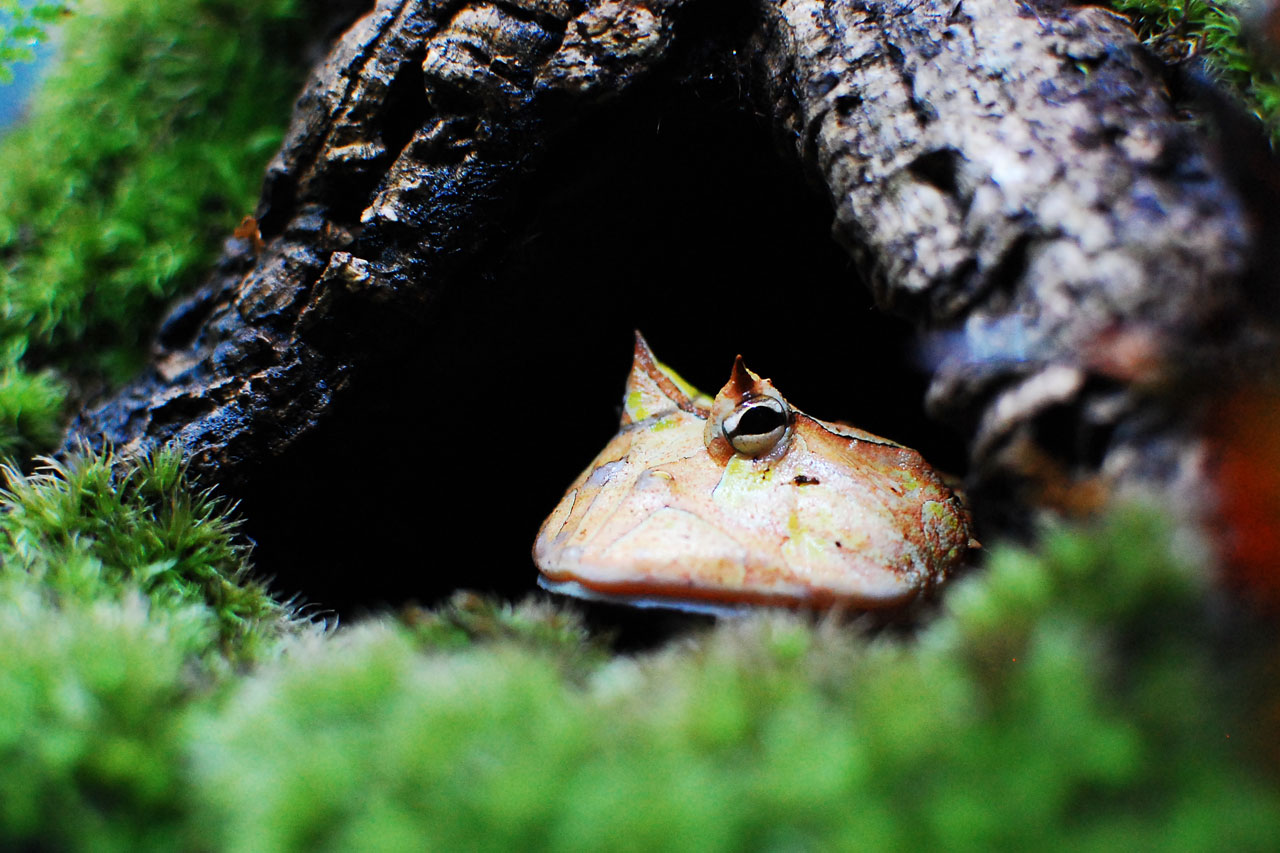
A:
[67, 0, 1276, 525]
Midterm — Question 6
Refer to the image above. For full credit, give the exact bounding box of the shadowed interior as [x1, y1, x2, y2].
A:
[233, 77, 965, 627]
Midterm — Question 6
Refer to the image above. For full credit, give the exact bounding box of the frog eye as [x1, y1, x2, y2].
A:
[723, 396, 790, 457]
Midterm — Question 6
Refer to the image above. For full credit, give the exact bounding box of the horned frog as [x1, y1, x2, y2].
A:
[534, 333, 977, 614]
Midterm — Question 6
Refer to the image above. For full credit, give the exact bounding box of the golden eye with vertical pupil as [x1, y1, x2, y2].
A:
[723, 395, 791, 456]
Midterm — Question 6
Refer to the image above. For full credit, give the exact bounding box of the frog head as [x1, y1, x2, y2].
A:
[533, 333, 976, 614]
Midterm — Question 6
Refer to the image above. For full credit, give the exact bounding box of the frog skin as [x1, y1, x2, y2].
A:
[533, 333, 978, 614]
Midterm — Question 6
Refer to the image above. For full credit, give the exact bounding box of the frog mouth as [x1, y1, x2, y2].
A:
[535, 572, 920, 615]
[536, 575, 758, 617]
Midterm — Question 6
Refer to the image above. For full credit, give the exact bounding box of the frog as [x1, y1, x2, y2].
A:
[533, 333, 977, 614]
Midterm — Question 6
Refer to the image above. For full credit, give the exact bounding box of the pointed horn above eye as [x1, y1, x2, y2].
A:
[633, 329, 655, 362]
[630, 330, 664, 382]
[705, 354, 792, 459]
[728, 355, 757, 398]
[621, 331, 702, 424]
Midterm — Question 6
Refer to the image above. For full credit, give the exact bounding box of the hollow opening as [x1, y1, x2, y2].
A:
[233, 78, 967, 629]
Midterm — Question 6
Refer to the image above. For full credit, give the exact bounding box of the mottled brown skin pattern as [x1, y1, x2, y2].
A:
[534, 335, 976, 612]
[796, 416, 973, 571]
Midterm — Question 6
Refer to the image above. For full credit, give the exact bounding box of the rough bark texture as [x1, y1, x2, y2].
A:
[749, 0, 1265, 510]
[72, 0, 690, 475]
[68, 0, 1275, 523]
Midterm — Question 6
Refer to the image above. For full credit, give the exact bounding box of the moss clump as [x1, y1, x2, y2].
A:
[0, 446, 296, 662]
[0, 594, 210, 851]
[0, 349, 64, 459]
[0, 447, 1274, 849]
[0, 0, 309, 459]
[0, 446, 305, 851]
[1111, 0, 1280, 140]
[184, 509, 1280, 851]
[402, 591, 611, 676]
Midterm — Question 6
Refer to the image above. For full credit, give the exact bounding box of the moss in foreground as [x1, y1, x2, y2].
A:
[0, 447, 306, 850]
[0, 449, 1275, 849]
[0, 594, 208, 850]
[181, 509, 1279, 851]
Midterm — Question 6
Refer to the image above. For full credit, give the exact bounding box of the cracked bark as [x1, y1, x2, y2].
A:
[67, 0, 1277, 527]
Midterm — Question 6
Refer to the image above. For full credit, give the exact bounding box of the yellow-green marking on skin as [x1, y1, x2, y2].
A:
[649, 416, 679, 432]
[712, 454, 776, 513]
[533, 332, 977, 613]
[625, 390, 649, 422]
[654, 357, 712, 408]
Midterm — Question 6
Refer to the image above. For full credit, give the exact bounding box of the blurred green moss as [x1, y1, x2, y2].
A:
[0, 446, 307, 851]
[0, 593, 223, 851]
[0, 345, 64, 459]
[0, 0, 308, 460]
[0, 3, 71, 84]
[1110, 0, 1280, 140]
[6, 454, 1275, 849]
[179, 507, 1278, 852]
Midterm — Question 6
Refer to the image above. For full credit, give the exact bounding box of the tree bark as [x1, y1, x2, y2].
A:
[67, 0, 1275, 522]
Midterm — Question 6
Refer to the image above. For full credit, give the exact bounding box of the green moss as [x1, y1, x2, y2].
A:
[0, 0, 309, 459]
[1110, 0, 1280, 140]
[181, 508, 1279, 851]
[0, 347, 65, 460]
[0, 445, 296, 662]
[0, 594, 205, 851]
[0, 445, 307, 850]
[0, 450, 1274, 849]
[402, 591, 611, 675]
[0, 2, 70, 84]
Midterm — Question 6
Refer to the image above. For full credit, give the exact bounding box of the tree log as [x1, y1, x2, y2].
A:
[749, 0, 1270, 513]
[71, 0, 694, 471]
[68, 0, 1273, 525]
